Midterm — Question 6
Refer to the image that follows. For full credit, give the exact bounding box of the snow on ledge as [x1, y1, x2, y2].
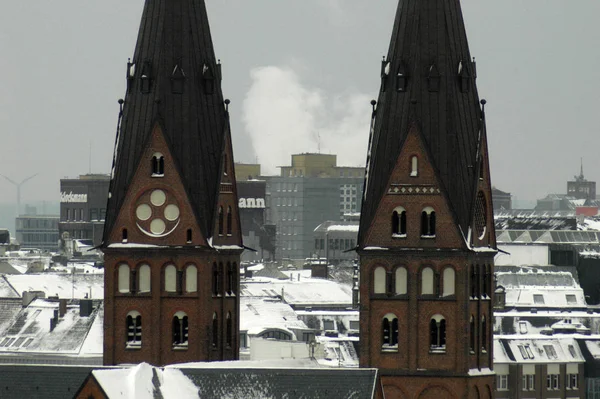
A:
[468, 367, 495, 376]
[107, 243, 167, 249]
[363, 246, 390, 251]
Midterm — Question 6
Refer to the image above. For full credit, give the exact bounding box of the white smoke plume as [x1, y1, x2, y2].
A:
[242, 66, 371, 176]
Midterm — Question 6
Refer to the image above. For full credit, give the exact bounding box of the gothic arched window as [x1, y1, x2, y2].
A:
[218, 206, 224, 236]
[172, 312, 189, 347]
[421, 267, 434, 295]
[442, 267, 455, 297]
[185, 264, 197, 293]
[165, 264, 177, 293]
[227, 262, 236, 295]
[382, 314, 399, 349]
[430, 315, 446, 351]
[118, 264, 130, 293]
[226, 206, 233, 235]
[152, 152, 164, 176]
[421, 207, 436, 237]
[374, 267, 386, 294]
[392, 207, 407, 236]
[126, 311, 142, 347]
[138, 264, 151, 293]
[395, 267, 408, 295]
[410, 156, 418, 177]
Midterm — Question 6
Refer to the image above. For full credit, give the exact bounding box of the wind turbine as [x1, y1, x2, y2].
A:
[1, 173, 39, 217]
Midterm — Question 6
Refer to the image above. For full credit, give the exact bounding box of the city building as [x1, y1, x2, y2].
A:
[492, 187, 512, 211]
[101, 0, 242, 366]
[15, 214, 59, 252]
[59, 174, 110, 247]
[357, 0, 496, 397]
[568, 162, 596, 201]
[237, 178, 275, 262]
[267, 153, 363, 261]
[494, 336, 584, 399]
[313, 220, 358, 265]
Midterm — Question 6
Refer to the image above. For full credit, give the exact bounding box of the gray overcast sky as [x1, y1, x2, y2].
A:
[1, 0, 599, 208]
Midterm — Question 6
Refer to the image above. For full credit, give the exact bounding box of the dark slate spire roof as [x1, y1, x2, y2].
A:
[103, 0, 228, 243]
[359, 0, 485, 244]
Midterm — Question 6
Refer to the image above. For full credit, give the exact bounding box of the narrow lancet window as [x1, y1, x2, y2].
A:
[126, 311, 142, 347]
[172, 312, 189, 347]
[152, 153, 164, 176]
[392, 207, 407, 237]
[410, 156, 418, 177]
[421, 207, 436, 237]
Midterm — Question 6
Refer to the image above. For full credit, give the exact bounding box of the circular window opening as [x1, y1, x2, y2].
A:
[150, 190, 166, 207]
[136, 204, 152, 221]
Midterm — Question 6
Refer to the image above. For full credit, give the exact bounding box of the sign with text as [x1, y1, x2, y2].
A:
[61, 192, 88, 203]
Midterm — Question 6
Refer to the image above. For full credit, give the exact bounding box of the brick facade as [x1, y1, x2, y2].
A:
[359, 126, 496, 398]
[103, 124, 242, 366]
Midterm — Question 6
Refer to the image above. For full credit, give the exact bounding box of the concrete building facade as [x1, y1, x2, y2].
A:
[267, 153, 363, 261]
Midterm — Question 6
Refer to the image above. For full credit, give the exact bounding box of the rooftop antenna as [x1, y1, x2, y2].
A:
[316, 131, 321, 154]
[580, 157, 584, 179]
[89, 140, 92, 174]
[1, 173, 39, 217]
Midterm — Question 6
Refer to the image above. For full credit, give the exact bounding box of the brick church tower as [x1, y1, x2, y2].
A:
[357, 1, 496, 398]
[101, 0, 242, 366]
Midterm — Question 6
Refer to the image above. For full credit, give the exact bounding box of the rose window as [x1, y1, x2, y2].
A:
[135, 189, 181, 237]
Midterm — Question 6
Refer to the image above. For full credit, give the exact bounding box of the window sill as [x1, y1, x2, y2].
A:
[391, 234, 407, 239]
[126, 343, 142, 350]
[172, 344, 188, 350]
[151, 174, 165, 178]
[429, 347, 446, 354]
[420, 235, 436, 239]
[381, 346, 398, 353]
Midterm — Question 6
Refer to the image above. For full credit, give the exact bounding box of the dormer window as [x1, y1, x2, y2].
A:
[458, 60, 471, 93]
[427, 63, 441, 92]
[152, 153, 164, 176]
[171, 64, 186, 94]
[380, 58, 390, 92]
[410, 156, 418, 177]
[126, 59, 135, 91]
[396, 63, 408, 92]
[203, 63, 215, 95]
[140, 61, 152, 94]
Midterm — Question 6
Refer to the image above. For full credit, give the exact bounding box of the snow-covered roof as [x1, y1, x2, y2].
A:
[90, 362, 378, 399]
[94, 363, 198, 399]
[496, 230, 600, 245]
[241, 278, 352, 309]
[499, 337, 584, 364]
[497, 268, 586, 308]
[313, 220, 359, 234]
[0, 276, 19, 298]
[5, 272, 104, 299]
[240, 297, 309, 337]
[0, 298, 102, 355]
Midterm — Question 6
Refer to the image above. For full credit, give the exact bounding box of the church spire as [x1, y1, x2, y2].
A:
[103, 0, 228, 245]
[359, 0, 486, 246]
[101, 0, 242, 366]
[357, 1, 496, 397]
